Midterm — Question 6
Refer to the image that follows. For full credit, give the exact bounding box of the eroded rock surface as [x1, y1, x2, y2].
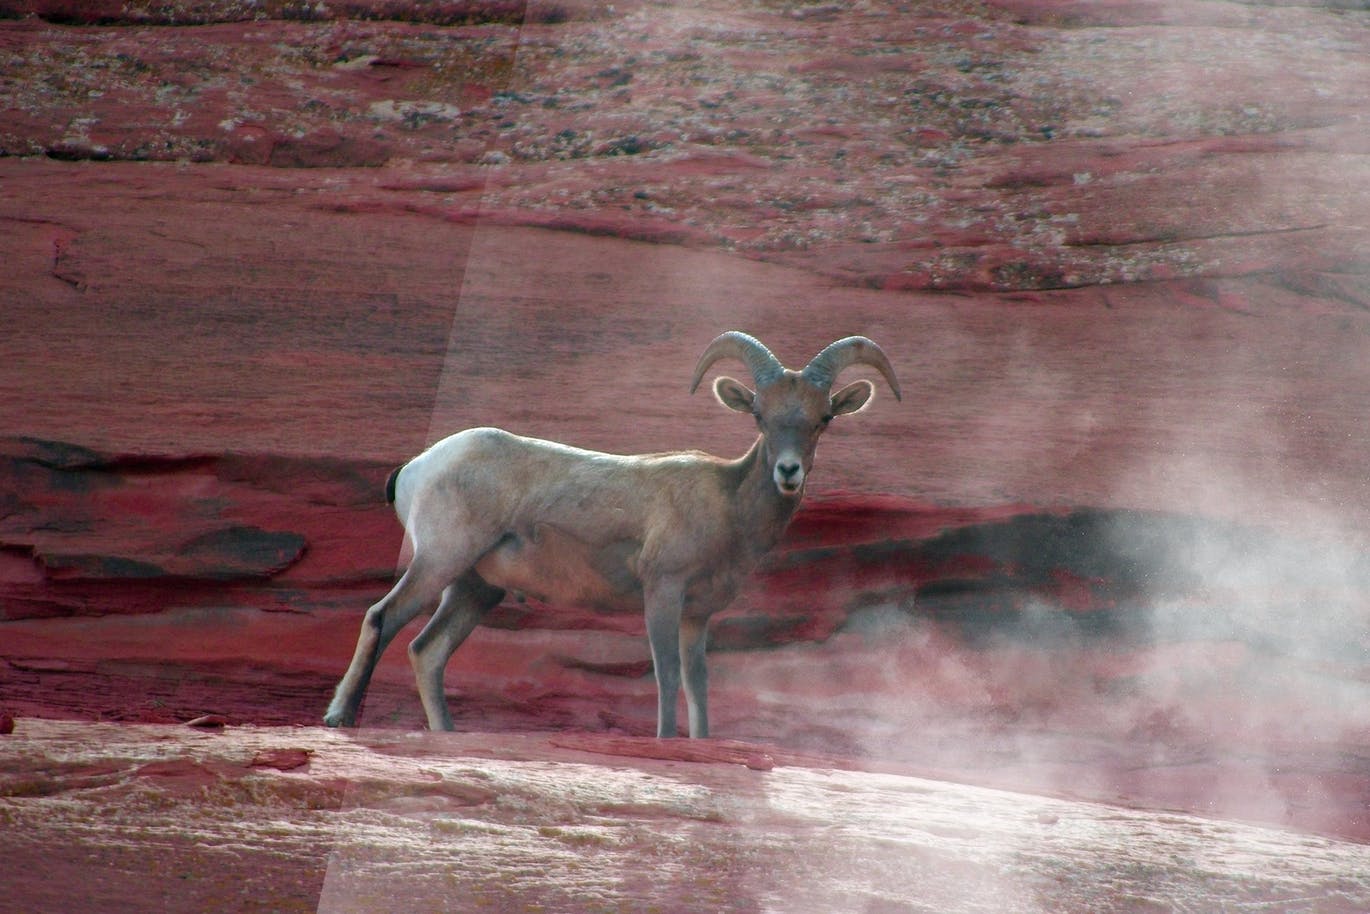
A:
[3, 720, 1370, 914]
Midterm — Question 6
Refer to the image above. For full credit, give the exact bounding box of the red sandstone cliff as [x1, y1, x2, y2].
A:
[1, 1, 1368, 908]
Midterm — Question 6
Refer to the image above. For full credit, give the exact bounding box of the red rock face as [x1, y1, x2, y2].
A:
[1, 0, 1368, 877]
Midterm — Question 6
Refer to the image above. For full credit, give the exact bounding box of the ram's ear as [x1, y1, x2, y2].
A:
[830, 379, 874, 416]
[713, 376, 756, 413]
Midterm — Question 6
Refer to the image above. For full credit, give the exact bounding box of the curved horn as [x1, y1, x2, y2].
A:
[801, 336, 902, 401]
[689, 331, 786, 393]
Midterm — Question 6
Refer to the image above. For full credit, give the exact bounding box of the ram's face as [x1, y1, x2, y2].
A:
[713, 371, 874, 498]
[751, 378, 832, 496]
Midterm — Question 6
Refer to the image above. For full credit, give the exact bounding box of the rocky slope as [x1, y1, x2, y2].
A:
[6, 720, 1370, 914]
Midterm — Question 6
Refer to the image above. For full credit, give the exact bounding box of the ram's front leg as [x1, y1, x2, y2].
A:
[644, 580, 686, 738]
[680, 615, 710, 738]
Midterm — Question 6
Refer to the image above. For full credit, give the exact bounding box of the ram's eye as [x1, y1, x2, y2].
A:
[821, 414, 833, 426]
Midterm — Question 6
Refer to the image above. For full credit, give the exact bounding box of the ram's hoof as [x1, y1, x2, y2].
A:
[321, 709, 353, 728]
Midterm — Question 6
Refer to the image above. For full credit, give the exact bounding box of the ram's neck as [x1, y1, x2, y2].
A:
[730, 436, 800, 556]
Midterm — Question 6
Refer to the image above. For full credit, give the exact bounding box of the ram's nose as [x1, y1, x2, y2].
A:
[775, 461, 804, 495]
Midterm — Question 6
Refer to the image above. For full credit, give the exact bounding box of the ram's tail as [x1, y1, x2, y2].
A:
[384, 462, 406, 505]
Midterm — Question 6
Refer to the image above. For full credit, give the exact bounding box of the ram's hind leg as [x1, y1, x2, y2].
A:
[409, 570, 505, 731]
[324, 559, 451, 728]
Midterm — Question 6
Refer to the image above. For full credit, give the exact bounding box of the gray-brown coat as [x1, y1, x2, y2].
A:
[324, 331, 900, 737]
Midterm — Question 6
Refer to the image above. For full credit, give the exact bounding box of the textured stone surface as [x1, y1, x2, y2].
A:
[4, 720, 1370, 914]
[3, 0, 1367, 290]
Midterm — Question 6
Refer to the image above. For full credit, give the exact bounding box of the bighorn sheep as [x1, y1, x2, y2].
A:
[324, 331, 900, 737]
